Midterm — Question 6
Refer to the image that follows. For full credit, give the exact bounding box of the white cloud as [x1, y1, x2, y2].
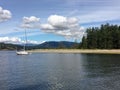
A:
[0, 37, 22, 44]
[21, 16, 40, 29]
[41, 24, 55, 30]
[67, 17, 78, 24]
[41, 15, 86, 40]
[48, 15, 68, 29]
[27, 40, 45, 44]
[56, 26, 85, 40]
[0, 37, 43, 44]
[0, 7, 12, 22]
[23, 16, 40, 24]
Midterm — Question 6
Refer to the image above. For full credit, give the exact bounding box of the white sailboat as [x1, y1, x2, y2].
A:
[16, 29, 29, 55]
[16, 50, 29, 55]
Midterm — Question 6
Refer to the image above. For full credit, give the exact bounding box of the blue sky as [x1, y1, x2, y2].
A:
[0, 0, 120, 44]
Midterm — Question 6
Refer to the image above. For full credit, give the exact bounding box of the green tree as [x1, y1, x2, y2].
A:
[80, 23, 120, 49]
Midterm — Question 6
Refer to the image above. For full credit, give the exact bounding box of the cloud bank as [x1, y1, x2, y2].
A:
[0, 37, 22, 44]
[0, 37, 43, 44]
[0, 7, 12, 22]
[41, 15, 85, 40]
[19, 15, 85, 41]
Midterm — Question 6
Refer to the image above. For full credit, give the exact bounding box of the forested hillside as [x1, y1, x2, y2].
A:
[32, 41, 78, 49]
[0, 43, 23, 50]
[0, 41, 78, 50]
[79, 23, 120, 49]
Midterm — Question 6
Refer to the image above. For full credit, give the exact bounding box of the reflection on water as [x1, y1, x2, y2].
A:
[0, 51, 120, 90]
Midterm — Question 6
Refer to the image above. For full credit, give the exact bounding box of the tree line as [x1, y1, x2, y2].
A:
[79, 23, 120, 49]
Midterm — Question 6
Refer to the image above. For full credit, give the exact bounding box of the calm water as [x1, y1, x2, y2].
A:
[0, 51, 120, 90]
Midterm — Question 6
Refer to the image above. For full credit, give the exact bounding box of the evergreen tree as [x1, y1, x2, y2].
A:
[80, 23, 120, 49]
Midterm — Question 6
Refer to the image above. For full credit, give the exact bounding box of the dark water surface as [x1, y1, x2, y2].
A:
[0, 51, 120, 90]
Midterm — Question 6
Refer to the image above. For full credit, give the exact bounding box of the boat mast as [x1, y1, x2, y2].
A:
[24, 29, 27, 51]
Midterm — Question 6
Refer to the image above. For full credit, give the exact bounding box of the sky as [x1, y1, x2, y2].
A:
[0, 0, 120, 44]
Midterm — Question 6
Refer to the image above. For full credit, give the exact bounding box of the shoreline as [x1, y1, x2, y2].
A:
[28, 49, 120, 54]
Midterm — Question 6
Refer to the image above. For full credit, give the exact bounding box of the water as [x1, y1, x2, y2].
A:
[0, 51, 120, 90]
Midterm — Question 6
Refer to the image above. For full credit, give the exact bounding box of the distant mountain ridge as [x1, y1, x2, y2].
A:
[33, 41, 78, 49]
[0, 41, 78, 50]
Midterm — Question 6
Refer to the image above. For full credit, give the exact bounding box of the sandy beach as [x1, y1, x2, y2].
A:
[28, 49, 120, 54]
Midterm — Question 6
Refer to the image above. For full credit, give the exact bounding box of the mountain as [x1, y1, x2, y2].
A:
[0, 43, 23, 50]
[0, 41, 78, 50]
[32, 41, 78, 49]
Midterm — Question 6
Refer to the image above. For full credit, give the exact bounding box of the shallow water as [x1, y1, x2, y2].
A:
[0, 51, 120, 90]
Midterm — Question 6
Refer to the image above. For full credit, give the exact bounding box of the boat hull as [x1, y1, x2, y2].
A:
[16, 51, 29, 55]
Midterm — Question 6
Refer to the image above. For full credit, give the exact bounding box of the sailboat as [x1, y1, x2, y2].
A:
[16, 29, 29, 55]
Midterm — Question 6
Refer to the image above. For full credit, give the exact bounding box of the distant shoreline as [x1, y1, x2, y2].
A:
[28, 49, 120, 54]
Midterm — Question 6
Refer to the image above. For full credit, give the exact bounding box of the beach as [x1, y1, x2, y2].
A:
[28, 49, 120, 54]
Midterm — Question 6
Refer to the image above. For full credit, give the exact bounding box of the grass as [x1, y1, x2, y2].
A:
[28, 49, 120, 54]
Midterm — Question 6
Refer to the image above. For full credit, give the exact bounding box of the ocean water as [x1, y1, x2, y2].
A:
[0, 51, 120, 90]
